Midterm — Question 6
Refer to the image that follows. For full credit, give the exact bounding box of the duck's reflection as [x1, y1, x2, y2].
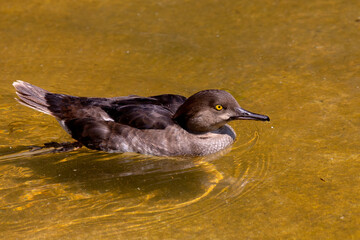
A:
[0, 147, 224, 211]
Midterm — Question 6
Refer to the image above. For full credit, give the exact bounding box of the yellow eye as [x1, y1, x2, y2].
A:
[215, 104, 223, 111]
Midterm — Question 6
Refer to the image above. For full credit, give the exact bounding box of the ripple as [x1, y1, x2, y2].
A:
[0, 132, 271, 237]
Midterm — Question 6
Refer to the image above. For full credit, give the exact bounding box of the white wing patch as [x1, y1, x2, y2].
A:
[99, 112, 114, 122]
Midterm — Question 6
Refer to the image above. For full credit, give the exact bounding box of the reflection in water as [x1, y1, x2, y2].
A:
[0, 132, 270, 236]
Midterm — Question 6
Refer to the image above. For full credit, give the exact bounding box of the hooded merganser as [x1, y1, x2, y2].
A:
[13, 80, 269, 156]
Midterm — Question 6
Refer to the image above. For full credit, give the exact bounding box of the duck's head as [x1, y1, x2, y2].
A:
[173, 89, 270, 133]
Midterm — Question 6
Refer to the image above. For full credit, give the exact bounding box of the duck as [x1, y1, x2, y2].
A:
[13, 80, 270, 156]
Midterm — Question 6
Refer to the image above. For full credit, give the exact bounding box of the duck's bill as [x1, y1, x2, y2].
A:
[233, 107, 270, 121]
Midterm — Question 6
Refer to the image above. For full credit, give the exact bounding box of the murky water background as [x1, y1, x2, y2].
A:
[1, 0, 359, 239]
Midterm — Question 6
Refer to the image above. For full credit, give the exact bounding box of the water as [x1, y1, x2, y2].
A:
[1, 0, 359, 239]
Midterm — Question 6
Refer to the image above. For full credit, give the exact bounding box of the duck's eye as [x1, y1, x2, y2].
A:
[215, 104, 223, 111]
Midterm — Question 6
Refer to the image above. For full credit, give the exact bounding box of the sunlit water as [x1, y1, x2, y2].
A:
[1, 0, 359, 239]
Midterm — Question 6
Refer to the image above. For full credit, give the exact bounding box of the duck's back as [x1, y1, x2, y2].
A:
[14, 80, 186, 127]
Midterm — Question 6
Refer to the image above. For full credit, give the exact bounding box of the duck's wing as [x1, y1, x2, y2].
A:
[46, 94, 186, 130]
[54, 95, 187, 150]
[101, 104, 173, 129]
[101, 94, 187, 129]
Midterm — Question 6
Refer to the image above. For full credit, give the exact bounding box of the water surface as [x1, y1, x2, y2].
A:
[0, 0, 359, 239]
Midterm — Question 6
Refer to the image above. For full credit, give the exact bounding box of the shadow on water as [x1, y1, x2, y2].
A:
[0, 131, 271, 236]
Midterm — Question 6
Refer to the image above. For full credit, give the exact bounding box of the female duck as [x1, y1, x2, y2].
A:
[13, 81, 269, 156]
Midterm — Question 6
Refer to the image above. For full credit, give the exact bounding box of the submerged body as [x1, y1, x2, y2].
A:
[13, 81, 269, 156]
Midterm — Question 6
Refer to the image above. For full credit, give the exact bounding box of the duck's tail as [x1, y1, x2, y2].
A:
[13, 80, 53, 115]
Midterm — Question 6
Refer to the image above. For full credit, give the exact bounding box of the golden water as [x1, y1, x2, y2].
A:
[0, 0, 359, 239]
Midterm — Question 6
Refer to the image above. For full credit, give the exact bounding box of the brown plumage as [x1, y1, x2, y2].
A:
[13, 80, 269, 156]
